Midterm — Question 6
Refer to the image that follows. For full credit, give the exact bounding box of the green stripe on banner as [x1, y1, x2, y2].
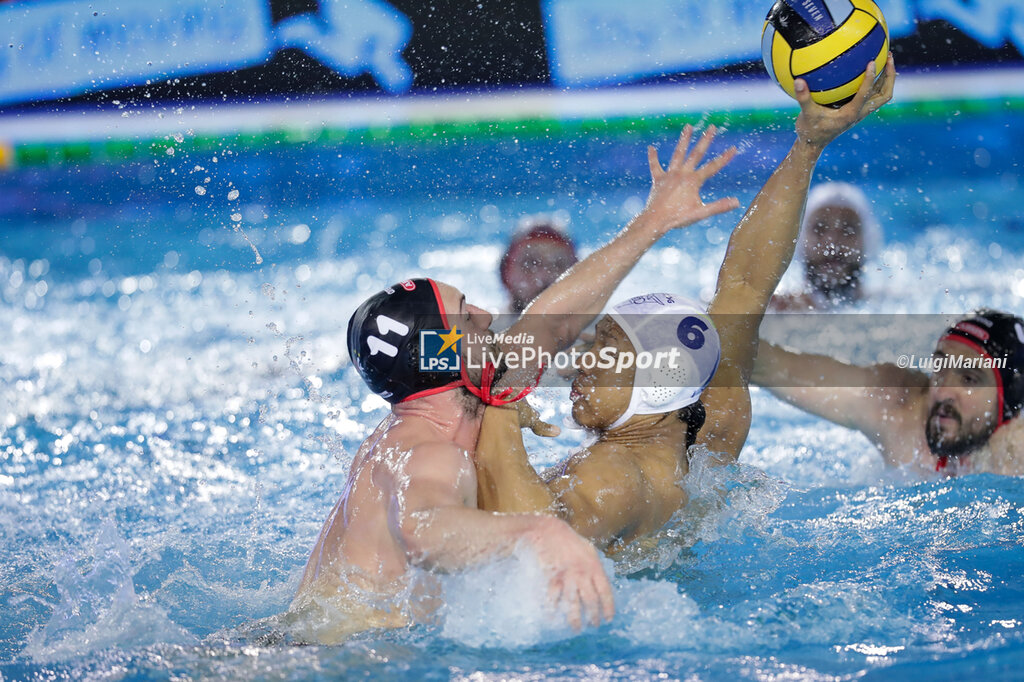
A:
[6, 97, 1024, 168]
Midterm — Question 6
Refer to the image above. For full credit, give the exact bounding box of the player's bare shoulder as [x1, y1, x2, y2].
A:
[975, 418, 1024, 475]
[855, 365, 929, 465]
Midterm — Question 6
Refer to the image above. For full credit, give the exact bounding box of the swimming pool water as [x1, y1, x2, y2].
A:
[2, 107, 1023, 680]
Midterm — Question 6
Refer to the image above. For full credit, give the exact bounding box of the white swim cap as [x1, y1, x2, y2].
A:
[606, 294, 721, 430]
[798, 182, 882, 261]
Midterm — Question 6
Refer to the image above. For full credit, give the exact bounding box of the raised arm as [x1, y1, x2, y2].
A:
[392, 442, 614, 629]
[502, 127, 740, 360]
[698, 56, 896, 458]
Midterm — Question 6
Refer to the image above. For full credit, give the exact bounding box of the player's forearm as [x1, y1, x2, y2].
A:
[753, 341, 888, 429]
[476, 407, 560, 515]
[400, 505, 550, 572]
[754, 339, 875, 388]
[715, 138, 823, 304]
[752, 340, 793, 386]
[753, 341, 841, 417]
[519, 211, 667, 350]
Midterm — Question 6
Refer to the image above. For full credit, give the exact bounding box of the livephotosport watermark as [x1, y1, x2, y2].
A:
[410, 312, 1014, 388]
[418, 328, 685, 376]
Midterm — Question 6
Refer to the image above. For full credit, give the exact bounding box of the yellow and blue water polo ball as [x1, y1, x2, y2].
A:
[761, 0, 889, 107]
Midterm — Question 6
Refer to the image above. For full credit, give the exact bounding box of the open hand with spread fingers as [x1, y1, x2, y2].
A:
[643, 124, 742, 233]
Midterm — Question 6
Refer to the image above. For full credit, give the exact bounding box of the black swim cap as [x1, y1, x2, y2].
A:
[347, 278, 462, 404]
[941, 309, 1024, 425]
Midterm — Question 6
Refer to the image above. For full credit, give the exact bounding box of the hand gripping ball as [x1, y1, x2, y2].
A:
[762, 0, 889, 107]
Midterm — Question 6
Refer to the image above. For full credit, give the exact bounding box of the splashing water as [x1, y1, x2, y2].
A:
[20, 521, 197, 663]
[2, 111, 1024, 679]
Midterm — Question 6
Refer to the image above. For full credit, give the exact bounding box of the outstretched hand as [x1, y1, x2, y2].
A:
[795, 53, 896, 148]
[643, 125, 741, 233]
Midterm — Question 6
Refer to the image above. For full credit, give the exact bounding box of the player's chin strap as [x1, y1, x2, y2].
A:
[460, 360, 541, 406]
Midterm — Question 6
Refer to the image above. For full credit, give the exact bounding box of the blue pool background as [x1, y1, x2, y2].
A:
[1, 106, 1024, 679]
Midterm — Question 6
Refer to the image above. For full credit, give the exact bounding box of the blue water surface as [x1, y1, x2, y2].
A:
[1, 104, 1023, 680]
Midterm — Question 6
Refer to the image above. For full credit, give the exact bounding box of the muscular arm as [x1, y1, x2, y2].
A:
[753, 339, 926, 442]
[475, 406, 651, 552]
[698, 57, 896, 460]
[475, 406, 560, 516]
[392, 441, 614, 628]
[699, 138, 825, 457]
[392, 442, 545, 570]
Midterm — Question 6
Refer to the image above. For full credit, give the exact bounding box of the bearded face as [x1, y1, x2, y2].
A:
[801, 206, 865, 303]
[925, 339, 1001, 459]
[925, 399, 997, 458]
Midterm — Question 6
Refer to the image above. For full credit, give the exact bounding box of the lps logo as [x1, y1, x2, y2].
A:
[419, 327, 463, 372]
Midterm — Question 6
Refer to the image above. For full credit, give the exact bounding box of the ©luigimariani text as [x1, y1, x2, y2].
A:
[897, 354, 1008, 371]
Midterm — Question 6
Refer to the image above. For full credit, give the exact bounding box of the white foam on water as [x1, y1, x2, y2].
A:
[2, 188, 1024, 674]
[611, 578, 703, 647]
[439, 545, 579, 648]
[439, 545, 711, 650]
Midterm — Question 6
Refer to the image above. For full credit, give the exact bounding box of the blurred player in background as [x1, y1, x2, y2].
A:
[771, 182, 881, 310]
[500, 216, 578, 313]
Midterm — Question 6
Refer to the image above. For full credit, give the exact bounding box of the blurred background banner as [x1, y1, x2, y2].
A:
[542, 0, 1024, 86]
[1, 0, 1021, 110]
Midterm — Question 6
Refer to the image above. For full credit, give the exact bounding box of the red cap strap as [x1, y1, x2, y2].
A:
[460, 359, 543, 406]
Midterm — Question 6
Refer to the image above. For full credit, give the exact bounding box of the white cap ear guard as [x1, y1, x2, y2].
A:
[606, 294, 720, 429]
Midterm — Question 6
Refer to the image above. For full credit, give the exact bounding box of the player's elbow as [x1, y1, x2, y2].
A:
[732, 279, 775, 314]
[710, 279, 774, 327]
[394, 508, 440, 569]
